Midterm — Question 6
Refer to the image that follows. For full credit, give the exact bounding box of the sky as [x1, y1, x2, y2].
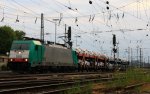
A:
[0, 0, 150, 62]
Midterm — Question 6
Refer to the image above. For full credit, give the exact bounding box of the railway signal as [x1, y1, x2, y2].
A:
[112, 34, 117, 61]
[68, 26, 72, 48]
[68, 26, 71, 40]
[113, 34, 116, 46]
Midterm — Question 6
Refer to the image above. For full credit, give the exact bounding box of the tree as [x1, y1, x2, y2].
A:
[14, 30, 25, 40]
[0, 25, 25, 55]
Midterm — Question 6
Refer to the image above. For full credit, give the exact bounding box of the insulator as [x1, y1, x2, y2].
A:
[113, 48, 117, 53]
[106, 6, 109, 10]
[89, 0, 92, 4]
[106, 1, 109, 4]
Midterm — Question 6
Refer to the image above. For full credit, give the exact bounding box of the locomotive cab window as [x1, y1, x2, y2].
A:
[11, 43, 30, 50]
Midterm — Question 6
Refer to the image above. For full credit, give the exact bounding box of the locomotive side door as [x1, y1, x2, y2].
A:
[34, 45, 43, 64]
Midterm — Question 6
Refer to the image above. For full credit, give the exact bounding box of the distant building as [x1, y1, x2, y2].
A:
[0, 56, 8, 63]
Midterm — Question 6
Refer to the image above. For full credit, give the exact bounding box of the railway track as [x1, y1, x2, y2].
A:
[1, 71, 148, 93]
[0, 71, 114, 94]
[0, 71, 113, 81]
[123, 82, 150, 94]
[0, 78, 112, 94]
[102, 82, 150, 94]
[0, 78, 111, 94]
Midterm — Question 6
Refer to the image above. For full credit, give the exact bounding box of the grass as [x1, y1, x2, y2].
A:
[107, 68, 150, 89]
[64, 82, 93, 94]
[60, 68, 150, 94]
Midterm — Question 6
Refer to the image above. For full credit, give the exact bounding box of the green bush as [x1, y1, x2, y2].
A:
[0, 62, 8, 71]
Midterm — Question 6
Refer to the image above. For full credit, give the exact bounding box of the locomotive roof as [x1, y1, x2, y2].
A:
[33, 41, 41, 45]
[13, 40, 42, 45]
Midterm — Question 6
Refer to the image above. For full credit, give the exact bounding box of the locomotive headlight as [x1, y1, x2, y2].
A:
[10, 59, 13, 62]
[18, 51, 21, 54]
[25, 59, 28, 62]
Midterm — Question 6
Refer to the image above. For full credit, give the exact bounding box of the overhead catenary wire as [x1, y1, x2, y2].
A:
[0, 0, 142, 33]
[2, 0, 150, 23]
[0, 1, 150, 39]
[0, 0, 150, 59]
[97, 0, 149, 23]
[0, 0, 149, 32]
[11, 0, 39, 15]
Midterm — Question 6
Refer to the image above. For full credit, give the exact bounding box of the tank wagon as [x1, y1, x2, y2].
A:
[8, 40, 128, 73]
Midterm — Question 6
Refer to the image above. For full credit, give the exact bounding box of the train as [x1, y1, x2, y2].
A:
[7, 40, 129, 73]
